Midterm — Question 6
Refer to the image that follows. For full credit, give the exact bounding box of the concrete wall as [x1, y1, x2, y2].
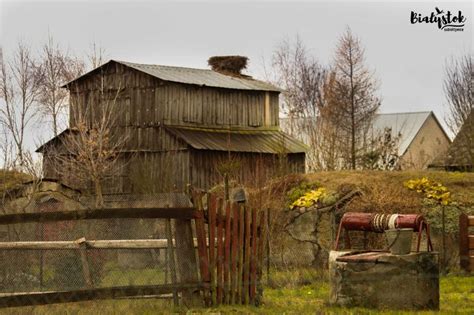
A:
[329, 250, 439, 310]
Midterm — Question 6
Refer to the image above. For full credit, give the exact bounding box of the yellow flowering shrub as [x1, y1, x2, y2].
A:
[404, 177, 451, 205]
[290, 187, 327, 210]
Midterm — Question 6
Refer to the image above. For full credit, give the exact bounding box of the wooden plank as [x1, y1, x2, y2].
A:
[0, 283, 206, 308]
[223, 201, 232, 304]
[76, 238, 92, 288]
[0, 207, 198, 225]
[256, 210, 267, 305]
[0, 239, 172, 250]
[469, 216, 474, 227]
[460, 213, 470, 272]
[230, 203, 239, 304]
[192, 192, 210, 306]
[237, 204, 245, 303]
[471, 256, 474, 272]
[173, 217, 201, 307]
[216, 199, 224, 304]
[208, 195, 217, 305]
[243, 206, 251, 304]
[469, 236, 474, 250]
[165, 219, 179, 306]
[249, 208, 258, 304]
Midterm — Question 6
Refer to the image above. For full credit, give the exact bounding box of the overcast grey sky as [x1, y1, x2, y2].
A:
[0, 0, 472, 144]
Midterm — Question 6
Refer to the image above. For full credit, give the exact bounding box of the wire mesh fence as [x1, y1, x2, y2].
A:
[0, 216, 181, 296]
[0, 190, 272, 310]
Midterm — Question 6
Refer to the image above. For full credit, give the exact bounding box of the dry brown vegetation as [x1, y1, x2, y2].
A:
[246, 170, 474, 269]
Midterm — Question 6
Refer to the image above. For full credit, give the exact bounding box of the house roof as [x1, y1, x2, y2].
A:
[165, 126, 308, 154]
[63, 60, 281, 92]
[431, 111, 474, 168]
[371, 111, 449, 156]
[280, 111, 450, 157]
[35, 129, 74, 153]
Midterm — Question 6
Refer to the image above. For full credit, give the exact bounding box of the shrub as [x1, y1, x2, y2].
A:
[404, 177, 451, 205]
[290, 188, 327, 210]
[286, 181, 320, 208]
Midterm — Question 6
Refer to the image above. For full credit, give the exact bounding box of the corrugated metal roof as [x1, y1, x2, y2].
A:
[64, 60, 280, 92]
[370, 111, 432, 155]
[117, 60, 280, 92]
[165, 127, 308, 154]
[280, 111, 447, 156]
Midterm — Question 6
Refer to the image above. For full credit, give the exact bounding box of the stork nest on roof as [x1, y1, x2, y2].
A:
[208, 55, 249, 76]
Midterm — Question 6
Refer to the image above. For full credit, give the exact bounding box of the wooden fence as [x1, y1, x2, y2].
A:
[459, 213, 474, 272]
[193, 193, 267, 306]
[0, 195, 268, 308]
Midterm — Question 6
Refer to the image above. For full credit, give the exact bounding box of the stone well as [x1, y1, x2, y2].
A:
[329, 250, 439, 310]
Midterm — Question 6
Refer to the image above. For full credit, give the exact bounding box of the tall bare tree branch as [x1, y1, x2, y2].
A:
[444, 53, 473, 135]
[45, 76, 128, 208]
[0, 43, 42, 167]
[37, 35, 85, 137]
[331, 27, 380, 169]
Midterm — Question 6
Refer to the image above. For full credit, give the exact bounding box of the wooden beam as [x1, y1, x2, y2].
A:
[0, 238, 221, 250]
[174, 218, 201, 307]
[469, 235, 474, 250]
[165, 219, 179, 306]
[0, 207, 198, 225]
[469, 216, 474, 227]
[460, 213, 470, 271]
[0, 283, 206, 308]
[76, 238, 93, 288]
[0, 239, 170, 250]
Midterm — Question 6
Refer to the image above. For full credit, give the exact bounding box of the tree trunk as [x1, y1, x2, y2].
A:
[94, 179, 104, 208]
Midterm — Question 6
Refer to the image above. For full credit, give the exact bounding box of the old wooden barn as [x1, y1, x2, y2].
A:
[37, 58, 306, 195]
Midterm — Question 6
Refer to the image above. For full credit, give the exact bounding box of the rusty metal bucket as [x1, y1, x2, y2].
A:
[385, 228, 413, 255]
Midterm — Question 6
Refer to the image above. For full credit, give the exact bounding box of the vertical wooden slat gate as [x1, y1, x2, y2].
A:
[193, 193, 267, 306]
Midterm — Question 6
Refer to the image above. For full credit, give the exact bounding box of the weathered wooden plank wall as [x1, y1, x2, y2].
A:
[43, 61, 304, 195]
[190, 151, 305, 190]
[68, 62, 280, 131]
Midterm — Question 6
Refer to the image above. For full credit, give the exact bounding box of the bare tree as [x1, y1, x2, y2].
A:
[362, 127, 401, 170]
[316, 71, 347, 170]
[444, 53, 473, 135]
[0, 125, 13, 170]
[46, 78, 127, 208]
[271, 36, 329, 171]
[87, 42, 107, 70]
[37, 35, 85, 137]
[331, 27, 380, 169]
[0, 43, 42, 167]
[272, 36, 325, 119]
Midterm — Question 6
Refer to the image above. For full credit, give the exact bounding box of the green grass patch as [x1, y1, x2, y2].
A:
[7, 274, 473, 314]
[100, 267, 166, 287]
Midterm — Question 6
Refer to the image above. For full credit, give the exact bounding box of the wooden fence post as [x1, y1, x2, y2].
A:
[459, 213, 469, 272]
[165, 219, 179, 306]
[75, 237, 92, 288]
[174, 218, 201, 307]
[208, 195, 217, 305]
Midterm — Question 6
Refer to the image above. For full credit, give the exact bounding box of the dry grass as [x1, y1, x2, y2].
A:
[0, 170, 31, 197]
